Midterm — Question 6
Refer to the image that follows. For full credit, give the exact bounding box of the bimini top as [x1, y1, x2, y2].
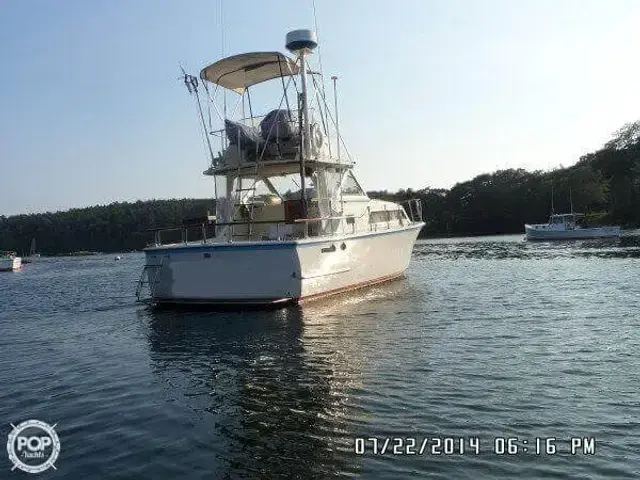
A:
[200, 52, 299, 94]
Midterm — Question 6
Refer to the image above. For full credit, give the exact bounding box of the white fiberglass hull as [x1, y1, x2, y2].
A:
[142, 224, 423, 305]
[0, 257, 22, 272]
[524, 224, 621, 241]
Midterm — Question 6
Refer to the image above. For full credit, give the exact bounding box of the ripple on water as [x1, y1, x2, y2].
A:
[0, 238, 639, 478]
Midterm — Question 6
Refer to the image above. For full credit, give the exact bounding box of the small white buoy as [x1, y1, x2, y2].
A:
[115, 255, 122, 261]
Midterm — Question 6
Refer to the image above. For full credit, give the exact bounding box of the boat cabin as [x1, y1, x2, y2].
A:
[547, 213, 584, 230]
[149, 45, 421, 247]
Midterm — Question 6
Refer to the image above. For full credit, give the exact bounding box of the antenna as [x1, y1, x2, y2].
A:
[311, 0, 329, 126]
[220, 0, 227, 120]
[311, 0, 323, 76]
[551, 185, 555, 215]
[331, 75, 340, 161]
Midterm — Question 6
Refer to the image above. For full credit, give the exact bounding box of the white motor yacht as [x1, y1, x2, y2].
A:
[136, 30, 424, 305]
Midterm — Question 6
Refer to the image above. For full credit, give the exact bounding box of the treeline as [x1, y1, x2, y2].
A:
[0, 199, 214, 255]
[369, 121, 640, 237]
[1, 121, 639, 253]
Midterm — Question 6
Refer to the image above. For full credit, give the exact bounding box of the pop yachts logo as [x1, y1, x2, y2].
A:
[7, 420, 60, 474]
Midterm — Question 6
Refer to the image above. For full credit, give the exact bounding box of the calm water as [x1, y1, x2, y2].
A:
[1, 234, 639, 479]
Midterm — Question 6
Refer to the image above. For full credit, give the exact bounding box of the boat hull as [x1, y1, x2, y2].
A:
[0, 257, 22, 272]
[524, 224, 621, 241]
[142, 224, 423, 305]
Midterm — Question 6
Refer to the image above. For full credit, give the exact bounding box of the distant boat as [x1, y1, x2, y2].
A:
[525, 213, 621, 240]
[22, 238, 40, 263]
[524, 188, 620, 240]
[0, 251, 22, 272]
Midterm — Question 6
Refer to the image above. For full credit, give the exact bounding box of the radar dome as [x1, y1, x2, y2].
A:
[285, 29, 317, 52]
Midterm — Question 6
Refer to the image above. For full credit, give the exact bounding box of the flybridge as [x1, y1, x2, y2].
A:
[181, 28, 355, 233]
[183, 30, 348, 172]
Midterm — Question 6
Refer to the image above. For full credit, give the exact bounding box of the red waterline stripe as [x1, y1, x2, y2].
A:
[151, 273, 406, 306]
[298, 272, 405, 303]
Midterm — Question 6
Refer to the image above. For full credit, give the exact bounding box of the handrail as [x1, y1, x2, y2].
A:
[400, 198, 423, 223]
[145, 219, 274, 233]
[146, 206, 417, 247]
[147, 214, 356, 247]
[151, 216, 349, 233]
[293, 216, 352, 223]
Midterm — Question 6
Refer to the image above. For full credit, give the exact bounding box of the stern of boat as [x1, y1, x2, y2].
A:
[138, 242, 302, 305]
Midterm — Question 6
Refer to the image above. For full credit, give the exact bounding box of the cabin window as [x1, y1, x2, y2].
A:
[369, 211, 387, 223]
[341, 172, 366, 196]
[369, 209, 403, 223]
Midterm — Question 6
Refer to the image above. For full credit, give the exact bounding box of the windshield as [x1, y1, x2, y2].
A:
[266, 173, 316, 200]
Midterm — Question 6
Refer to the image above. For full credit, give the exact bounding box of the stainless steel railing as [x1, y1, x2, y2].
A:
[146, 215, 366, 247]
[145, 202, 420, 247]
[401, 198, 423, 223]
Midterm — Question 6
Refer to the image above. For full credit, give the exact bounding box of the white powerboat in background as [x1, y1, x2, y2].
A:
[525, 213, 621, 240]
[0, 252, 22, 272]
[525, 187, 621, 241]
[136, 29, 424, 305]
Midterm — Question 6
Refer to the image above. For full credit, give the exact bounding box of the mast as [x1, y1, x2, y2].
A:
[285, 30, 318, 222]
[299, 51, 312, 167]
[299, 49, 310, 216]
[569, 187, 574, 215]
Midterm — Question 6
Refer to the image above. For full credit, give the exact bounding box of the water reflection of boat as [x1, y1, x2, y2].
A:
[136, 29, 424, 306]
[142, 306, 364, 478]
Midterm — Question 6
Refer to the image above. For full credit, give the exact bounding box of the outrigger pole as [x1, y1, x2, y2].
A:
[182, 67, 215, 166]
[182, 66, 217, 199]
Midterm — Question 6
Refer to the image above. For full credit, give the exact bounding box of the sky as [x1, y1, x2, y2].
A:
[1, 0, 640, 216]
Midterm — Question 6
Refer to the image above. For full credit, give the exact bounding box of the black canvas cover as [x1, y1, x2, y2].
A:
[260, 109, 297, 141]
[225, 119, 263, 151]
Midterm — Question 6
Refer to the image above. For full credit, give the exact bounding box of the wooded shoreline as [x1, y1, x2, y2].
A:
[2, 121, 639, 255]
